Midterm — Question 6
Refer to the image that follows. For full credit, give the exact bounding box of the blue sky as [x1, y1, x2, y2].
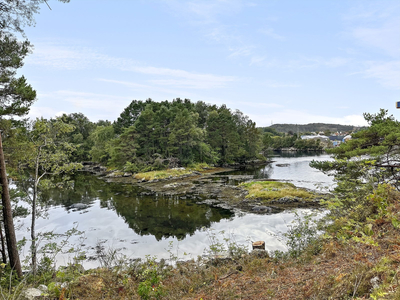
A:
[20, 0, 400, 126]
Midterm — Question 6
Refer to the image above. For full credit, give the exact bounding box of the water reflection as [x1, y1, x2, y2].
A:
[220, 151, 334, 190]
[41, 174, 233, 241]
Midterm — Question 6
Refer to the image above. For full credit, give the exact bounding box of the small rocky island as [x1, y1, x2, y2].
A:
[84, 163, 331, 215]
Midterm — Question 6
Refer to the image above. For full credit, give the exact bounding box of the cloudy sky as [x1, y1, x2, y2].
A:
[20, 0, 400, 126]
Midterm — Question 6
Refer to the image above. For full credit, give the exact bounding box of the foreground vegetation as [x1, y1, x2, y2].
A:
[0, 183, 397, 299]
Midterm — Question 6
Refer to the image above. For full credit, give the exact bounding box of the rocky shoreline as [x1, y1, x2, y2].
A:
[82, 162, 330, 215]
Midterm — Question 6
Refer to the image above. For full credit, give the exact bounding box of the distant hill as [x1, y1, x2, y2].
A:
[260, 123, 365, 134]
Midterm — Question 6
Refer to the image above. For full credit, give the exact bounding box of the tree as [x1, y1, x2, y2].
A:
[0, 32, 36, 118]
[168, 109, 203, 164]
[108, 125, 140, 172]
[113, 99, 151, 134]
[311, 109, 400, 193]
[206, 106, 241, 164]
[89, 124, 115, 164]
[1, 0, 70, 35]
[0, 31, 36, 278]
[0, 0, 70, 278]
[59, 112, 95, 161]
[15, 117, 82, 275]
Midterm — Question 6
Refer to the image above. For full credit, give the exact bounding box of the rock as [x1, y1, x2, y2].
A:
[21, 288, 42, 300]
[37, 285, 48, 293]
[251, 206, 272, 213]
[123, 172, 132, 177]
[69, 203, 89, 210]
[192, 171, 202, 175]
[276, 163, 290, 167]
[105, 171, 123, 178]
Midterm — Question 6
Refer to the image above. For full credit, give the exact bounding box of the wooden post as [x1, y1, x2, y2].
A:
[252, 241, 265, 250]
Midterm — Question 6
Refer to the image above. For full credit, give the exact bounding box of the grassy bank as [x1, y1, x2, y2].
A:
[133, 163, 213, 181]
[240, 181, 316, 201]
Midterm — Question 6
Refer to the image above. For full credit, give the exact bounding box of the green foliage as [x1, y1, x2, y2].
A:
[0, 31, 36, 118]
[202, 229, 248, 260]
[99, 99, 263, 171]
[136, 256, 165, 300]
[89, 124, 115, 164]
[58, 113, 96, 161]
[282, 212, 320, 258]
[312, 109, 400, 191]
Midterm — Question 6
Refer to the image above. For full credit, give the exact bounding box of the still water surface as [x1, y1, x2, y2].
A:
[16, 153, 333, 268]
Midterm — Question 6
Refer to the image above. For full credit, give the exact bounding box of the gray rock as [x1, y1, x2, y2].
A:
[37, 284, 48, 293]
[69, 203, 89, 210]
[21, 288, 42, 300]
[251, 206, 272, 213]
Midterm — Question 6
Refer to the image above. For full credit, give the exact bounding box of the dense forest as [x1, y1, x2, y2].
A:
[49, 98, 264, 172]
[3, 98, 334, 177]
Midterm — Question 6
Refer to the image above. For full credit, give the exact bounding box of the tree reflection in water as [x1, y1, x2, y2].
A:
[41, 173, 233, 241]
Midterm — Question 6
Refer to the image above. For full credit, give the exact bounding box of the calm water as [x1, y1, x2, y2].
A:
[15, 152, 333, 268]
[222, 151, 334, 191]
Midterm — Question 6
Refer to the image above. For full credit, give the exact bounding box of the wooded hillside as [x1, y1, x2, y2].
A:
[262, 123, 364, 134]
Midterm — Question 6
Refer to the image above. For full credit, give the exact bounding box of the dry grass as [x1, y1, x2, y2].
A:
[240, 181, 315, 201]
[133, 163, 213, 181]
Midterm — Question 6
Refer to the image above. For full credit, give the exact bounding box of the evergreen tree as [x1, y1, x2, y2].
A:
[113, 99, 152, 134]
[311, 109, 400, 192]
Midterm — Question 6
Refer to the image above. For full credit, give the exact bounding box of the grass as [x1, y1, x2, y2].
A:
[134, 163, 213, 181]
[240, 181, 316, 201]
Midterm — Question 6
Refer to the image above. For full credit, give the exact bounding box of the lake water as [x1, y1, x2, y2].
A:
[15, 152, 334, 268]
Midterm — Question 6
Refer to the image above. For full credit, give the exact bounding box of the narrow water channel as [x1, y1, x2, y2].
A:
[15, 152, 333, 268]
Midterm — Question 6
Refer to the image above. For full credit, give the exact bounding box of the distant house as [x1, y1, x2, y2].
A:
[343, 135, 352, 142]
[329, 135, 345, 147]
[301, 135, 330, 142]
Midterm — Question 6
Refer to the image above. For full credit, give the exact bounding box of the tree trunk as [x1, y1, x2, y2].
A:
[0, 133, 22, 277]
[0, 222, 7, 264]
[31, 147, 41, 276]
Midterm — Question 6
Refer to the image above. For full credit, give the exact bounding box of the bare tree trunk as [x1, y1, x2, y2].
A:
[0, 133, 22, 277]
[0, 221, 7, 264]
[31, 147, 41, 276]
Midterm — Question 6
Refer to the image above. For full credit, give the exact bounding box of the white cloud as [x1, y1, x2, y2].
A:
[97, 79, 150, 89]
[258, 56, 350, 70]
[264, 80, 301, 88]
[228, 46, 255, 58]
[249, 56, 266, 66]
[343, 2, 400, 58]
[31, 90, 132, 122]
[259, 28, 285, 41]
[351, 19, 400, 58]
[237, 101, 284, 109]
[26, 42, 236, 90]
[363, 60, 400, 89]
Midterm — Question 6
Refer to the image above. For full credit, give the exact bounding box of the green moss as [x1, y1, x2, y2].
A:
[240, 181, 315, 201]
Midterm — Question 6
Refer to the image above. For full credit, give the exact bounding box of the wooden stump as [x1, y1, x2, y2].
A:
[252, 241, 265, 250]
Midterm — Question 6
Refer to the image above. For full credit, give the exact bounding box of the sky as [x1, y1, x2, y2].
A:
[18, 0, 400, 127]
